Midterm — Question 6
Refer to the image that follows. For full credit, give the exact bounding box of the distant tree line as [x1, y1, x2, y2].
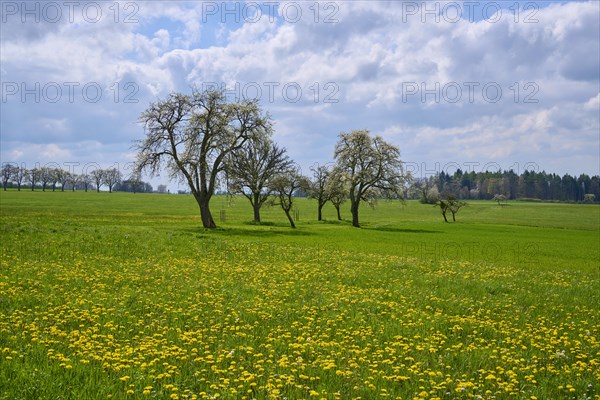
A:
[0, 165, 153, 193]
[411, 170, 599, 203]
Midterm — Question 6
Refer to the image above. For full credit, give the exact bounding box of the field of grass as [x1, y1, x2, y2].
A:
[1, 190, 598, 399]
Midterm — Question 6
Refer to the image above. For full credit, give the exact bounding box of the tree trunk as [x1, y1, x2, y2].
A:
[442, 210, 448, 222]
[335, 205, 341, 220]
[284, 209, 296, 228]
[451, 211, 456, 222]
[253, 203, 261, 223]
[317, 202, 324, 221]
[350, 200, 360, 227]
[195, 193, 217, 228]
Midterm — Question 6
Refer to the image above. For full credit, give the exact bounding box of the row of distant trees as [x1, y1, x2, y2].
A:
[412, 170, 600, 204]
[134, 89, 406, 228]
[0, 165, 154, 193]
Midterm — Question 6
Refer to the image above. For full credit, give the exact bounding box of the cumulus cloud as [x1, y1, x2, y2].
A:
[1, 0, 598, 179]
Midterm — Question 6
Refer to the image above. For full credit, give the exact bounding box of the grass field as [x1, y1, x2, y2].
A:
[1, 190, 599, 399]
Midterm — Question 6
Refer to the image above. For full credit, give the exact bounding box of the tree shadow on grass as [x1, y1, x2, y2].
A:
[180, 225, 315, 238]
[362, 226, 443, 234]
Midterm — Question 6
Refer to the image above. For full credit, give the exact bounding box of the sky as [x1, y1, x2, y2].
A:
[1, 0, 599, 191]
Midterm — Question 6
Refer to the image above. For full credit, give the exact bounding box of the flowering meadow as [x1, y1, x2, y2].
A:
[1, 191, 598, 399]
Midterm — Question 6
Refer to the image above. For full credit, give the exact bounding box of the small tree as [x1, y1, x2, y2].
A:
[26, 168, 40, 191]
[12, 166, 25, 191]
[436, 195, 467, 222]
[269, 168, 309, 228]
[226, 137, 292, 223]
[1, 163, 15, 190]
[103, 168, 122, 193]
[81, 174, 93, 192]
[308, 163, 331, 221]
[91, 169, 104, 192]
[67, 173, 81, 191]
[583, 193, 595, 204]
[128, 172, 144, 194]
[39, 167, 54, 191]
[413, 177, 438, 204]
[436, 199, 450, 222]
[326, 166, 347, 221]
[493, 194, 507, 206]
[54, 169, 70, 192]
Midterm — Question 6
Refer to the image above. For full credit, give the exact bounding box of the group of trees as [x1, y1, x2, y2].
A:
[135, 88, 408, 229]
[415, 169, 600, 203]
[0, 165, 153, 193]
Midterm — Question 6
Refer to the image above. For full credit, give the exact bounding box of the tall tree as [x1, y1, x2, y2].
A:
[226, 137, 291, 223]
[333, 130, 406, 227]
[134, 89, 270, 228]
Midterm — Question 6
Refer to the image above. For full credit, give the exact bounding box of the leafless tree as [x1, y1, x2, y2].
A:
[326, 166, 347, 221]
[26, 168, 41, 191]
[1, 163, 15, 190]
[226, 136, 292, 223]
[103, 168, 122, 193]
[90, 169, 105, 192]
[54, 168, 70, 192]
[308, 163, 331, 221]
[12, 166, 26, 191]
[269, 168, 309, 228]
[39, 167, 55, 191]
[67, 173, 81, 192]
[81, 174, 93, 192]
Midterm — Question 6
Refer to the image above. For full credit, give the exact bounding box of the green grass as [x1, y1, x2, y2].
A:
[1, 190, 599, 399]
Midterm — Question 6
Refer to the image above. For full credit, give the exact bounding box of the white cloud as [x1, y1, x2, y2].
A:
[1, 0, 598, 182]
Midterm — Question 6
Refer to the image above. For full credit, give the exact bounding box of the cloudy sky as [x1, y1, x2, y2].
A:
[1, 0, 599, 190]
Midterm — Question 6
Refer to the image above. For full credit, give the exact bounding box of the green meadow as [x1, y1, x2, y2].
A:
[1, 190, 598, 399]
